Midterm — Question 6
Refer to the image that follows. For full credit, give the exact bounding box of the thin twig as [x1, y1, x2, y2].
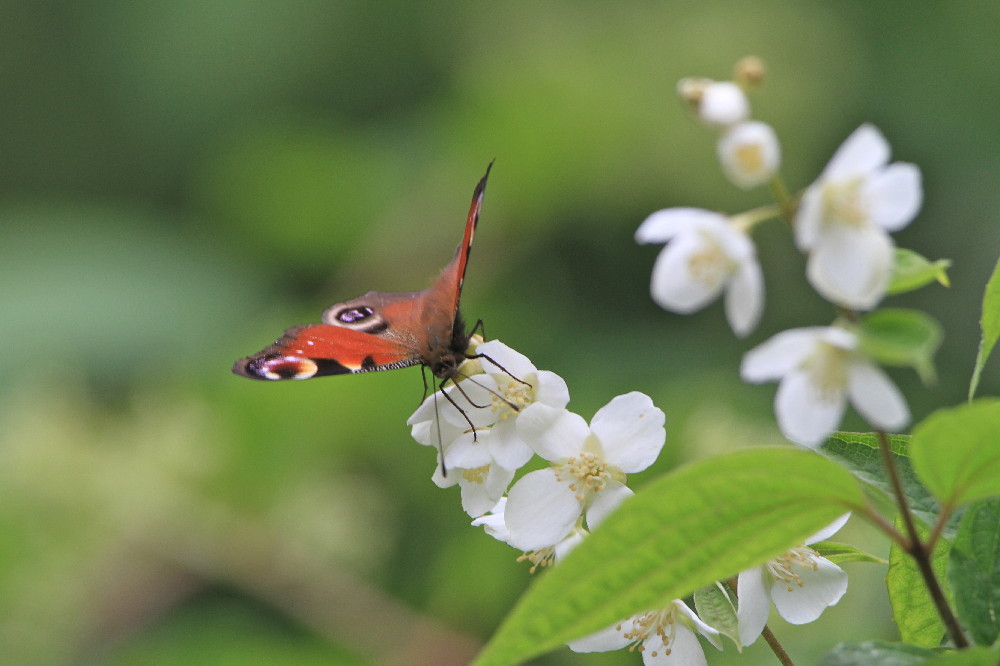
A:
[761, 625, 795, 666]
[876, 430, 968, 648]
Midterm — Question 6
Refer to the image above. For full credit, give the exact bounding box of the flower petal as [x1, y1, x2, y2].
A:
[486, 417, 534, 470]
[586, 481, 633, 529]
[724, 253, 764, 337]
[649, 231, 728, 313]
[533, 370, 570, 409]
[460, 464, 513, 518]
[699, 81, 749, 127]
[471, 498, 510, 542]
[717, 120, 781, 189]
[794, 184, 825, 251]
[770, 556, 848, 624]
[439, 375, 499, 429]
[505, 469, 581, 550]
[589, 392, 666, 472]
[635, 208, 723, 244]
[865, 162, 922, 232]
[477, 340, 538, 380]
[806, 225, 894, 309]
[741, 328, 824, 382]
[443, 432, 493, 469]
[847, 360, 910, 431]
[516, 403, 589, 461]
[643, 623, 709, 665]
[775, 368, 846, 447]
[806, 512, 851, 545]
[822, 124, 889, 182]
[736, 567, 771, 646]
[675, 601, 722, 648]
[567, 620, 632, 653]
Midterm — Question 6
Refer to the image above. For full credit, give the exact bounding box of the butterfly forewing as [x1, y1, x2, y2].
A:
[232, 162, 492, 383]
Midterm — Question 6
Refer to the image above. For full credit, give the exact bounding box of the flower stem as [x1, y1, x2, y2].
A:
[761, 625, 795, 666]
[875, 430, 968, 648]
[768, 175, 797, 222]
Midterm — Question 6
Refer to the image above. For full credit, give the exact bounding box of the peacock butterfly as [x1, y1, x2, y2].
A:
[233, 163, 492, 387]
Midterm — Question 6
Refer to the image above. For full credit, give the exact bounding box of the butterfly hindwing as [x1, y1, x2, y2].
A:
[233, 162, 493, 382]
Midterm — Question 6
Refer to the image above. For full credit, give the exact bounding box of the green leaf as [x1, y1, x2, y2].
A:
[921, 646, 1000, 665]
[821, 432, 943, 532]
[819, 640, 936, 665]
[888, 248, 951, 295]
[472, 447, 865, 666]
[887, 515, 952, 648]
[858, 308, 943, 385]
[969, 255, 1000, 400]
[910, 400, 1000, 507]
[693, 583, 740, 649]
[948, 497, 1000, 646]
[812, 540, 887, 565]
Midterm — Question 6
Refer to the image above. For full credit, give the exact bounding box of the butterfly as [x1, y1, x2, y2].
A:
[233, 162, 492, 389]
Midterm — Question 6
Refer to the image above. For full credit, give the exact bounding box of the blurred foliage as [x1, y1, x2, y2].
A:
[0, 1, 996, 664]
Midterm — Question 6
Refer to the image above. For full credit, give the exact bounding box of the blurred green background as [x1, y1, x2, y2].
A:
[1, 2, 997, 664]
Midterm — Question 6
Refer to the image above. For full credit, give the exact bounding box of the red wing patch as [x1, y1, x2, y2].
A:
[233, 324, 422, 380]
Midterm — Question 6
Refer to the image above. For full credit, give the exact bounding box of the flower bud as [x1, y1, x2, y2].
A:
[717, 121, 780, 189]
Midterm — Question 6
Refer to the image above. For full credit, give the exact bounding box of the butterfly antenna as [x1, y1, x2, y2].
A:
[468, 353, 532, 388]
[452, 369, 530, 414]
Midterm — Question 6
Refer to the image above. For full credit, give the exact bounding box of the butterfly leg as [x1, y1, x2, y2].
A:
[440, 380, 481, 442]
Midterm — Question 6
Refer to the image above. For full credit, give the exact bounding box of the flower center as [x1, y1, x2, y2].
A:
[822, 178, 869, 229]
[491, 378, 534, 420]
[767, 546, 820, 592]
[555, 451, 614, 501]
[687, 233, 733, 289]
[734, 142, 765, 175]
[461, 465, 489, 484]
[517, 546, 556, 574]
[621, 606, 679, 657]
[802, 341, 849, 403]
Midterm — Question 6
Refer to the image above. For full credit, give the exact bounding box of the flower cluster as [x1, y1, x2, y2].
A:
[404, 57, 937, 663]
[411, 336, 853, 663]
[639, 59, 925, 448]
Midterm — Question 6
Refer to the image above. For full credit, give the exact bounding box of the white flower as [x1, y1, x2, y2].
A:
[636, 208, 764, 337]
[412, 411, 516, 517]
[504, 392, 665, 551]
[568, 600, 722, 666]
[741, 326, 909, 446]
[471, 497, 586, 573]
[795, 124, 923, 309]
[717, 120, 781, 189]
[736, 514, 851, 646]
[409, 340, 570, 472]
[677, 79, 750, 127]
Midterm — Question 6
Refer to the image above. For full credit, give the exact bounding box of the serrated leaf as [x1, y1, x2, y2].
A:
[694, 583, 740, 648]
[858, 308, 943, 384]
[889, 248, 951, 295]
[821, 432, 943, 532]
[812, 540, 887, 564]
[887, 515, 952, 648]
[948, 497, 1000, 646]
[910, 400, 1000, 508]
[471, 447, 865, 666]
[969, 255, 1000, 400]
[819, 640, 936, 665]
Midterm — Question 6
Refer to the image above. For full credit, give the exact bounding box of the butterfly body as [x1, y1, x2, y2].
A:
[233, 164, 491, 383]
